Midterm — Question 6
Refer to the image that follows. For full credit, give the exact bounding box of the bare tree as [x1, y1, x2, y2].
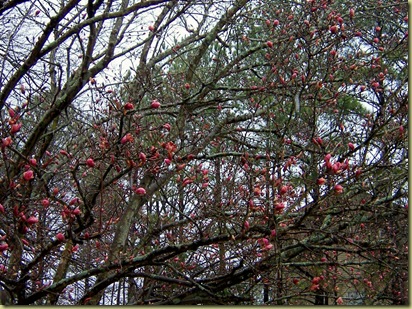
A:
[0, 0, 408, 305]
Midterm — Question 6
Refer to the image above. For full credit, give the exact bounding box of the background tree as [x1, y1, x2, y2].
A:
[0, 0, 408, 305]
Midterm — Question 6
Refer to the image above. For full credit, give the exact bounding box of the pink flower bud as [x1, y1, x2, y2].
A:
[280, 186, 288, 195]
[56, 233, 65, 242]
[2, 137, 12, 147]
[134, 187, 146, 195]
[334, 184, 344, 194]
[11, 123, 22, 134]
[26, 216, 39, 225]
[121, 133, 133, 144]
[23, 170, 34, 181]
[151, 100, 161, 109]
[86, 158, 95, 168]
[139, 152, 147, 163]
[275, 202, 285, 212]
[163, 123, 171, 131]
[124, 102, 134, 110]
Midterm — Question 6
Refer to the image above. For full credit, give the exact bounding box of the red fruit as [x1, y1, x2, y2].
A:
[270, 229, 276, 237]
[0, 204, 3, 214]
[72, 208, 81, 215]
[148, 25, 155, 32]
[349, 8, 355, 19]
[184, 83, 191, 89]
[321, 257, 327, 262]
[0, 243, 8, 252]
[373, 37, 379, 43]
[150, 100, 161, 109]
[164, 158, 172, 165]
[29, 158, 37, 166]
[124, 102, 134, 110]
[26, 216, 39, 225]
[266, 41, 274, 48]
[134, 187, 146, 195]
[324, 153, 332, 162]
[317, 177, 326, 185]
[348, 142, 355, 151]
[86, 158, 95, 168]
[329, 25, 339, 34]
[312, 276, 321, 284]
[34, 9, 40, 16]
[244, 221, 250, 230]
[56, 233, 65, 242]
[334, 184, 344, 194]
[23, 170, 34, 181]
[273, 19, 279, 26]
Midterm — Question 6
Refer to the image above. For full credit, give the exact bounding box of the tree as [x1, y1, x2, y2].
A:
[0, 0, 408, 305]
